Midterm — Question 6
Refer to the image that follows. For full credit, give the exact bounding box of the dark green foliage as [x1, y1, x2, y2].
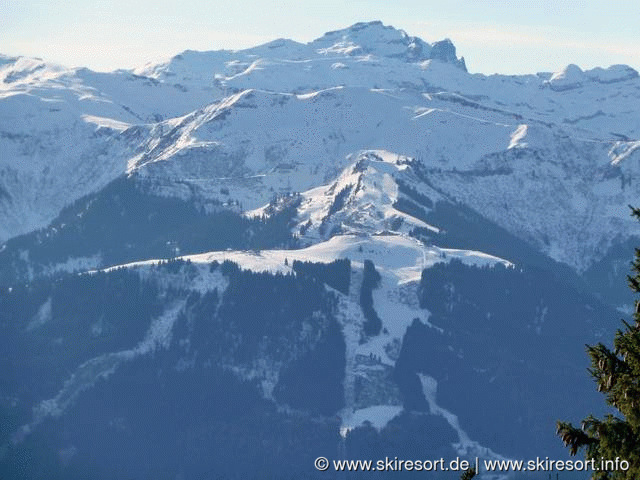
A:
[0, 266, 180, 479]
[2, 357, 342, 480]
[360, 259, 382, 336]
[423, 200, 585, 290]
[274, 319, 346, 415]
[327, 184, 353, 217]
[344, 412, 459, 479]
[0, 176, 298, 285]
[392, 198, 429, 225]
[556, 209, 640, 480]
[0, 268, 167, 400]
[460, 467, 477, 480]
[393, 319, 432, 411]
[395, 260, 617, 457]
[215, 268, 334, 360]
[582, 236, 639, 307]
[184, 263, 346, 415]
[0, 261, 347, 479]
[399, 182, 627, 309]
[292, 258, 351, 295]
[395, 180, 434, 209]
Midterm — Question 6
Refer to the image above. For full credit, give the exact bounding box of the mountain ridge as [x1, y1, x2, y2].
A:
[1, 21, 638, 477]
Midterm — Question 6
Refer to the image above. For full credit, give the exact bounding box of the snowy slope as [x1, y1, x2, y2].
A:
[101, 231, 510, 450]
[136, 21, 466, 93]
[127, 86, 515, 212]
[0, 87, 132, 241]
[0, 55, 223, 240]
[4, 22, 640, 475]
[2, 21, 640, 272]
[281, 150, 441, 241]
[244, 149, 442, 244]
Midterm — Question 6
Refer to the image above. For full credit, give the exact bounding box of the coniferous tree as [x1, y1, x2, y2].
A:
[556, 208, 640, 480]
[360, 259, 382, 336]
[460, 467, 476, 480]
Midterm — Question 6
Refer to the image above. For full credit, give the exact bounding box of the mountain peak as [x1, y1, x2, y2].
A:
[310, 21, 466, 70]
[323, 21, 397, 38]
[545, 63, 638, 91]
[430, 39, 466, 70]
[0, 55, 68, 85]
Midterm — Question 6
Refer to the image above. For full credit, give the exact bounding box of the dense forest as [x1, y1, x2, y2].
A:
[0, 176, 300, 285]
[0, 260, 347, 479]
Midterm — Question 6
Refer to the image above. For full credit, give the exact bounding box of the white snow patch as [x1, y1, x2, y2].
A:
[26, 297, 52, 331]
[43, 255, 102, 276]
[508, 124, 528, 149]
[105, 234, 511, 282]
[21, 300, 187, 438]
[609, 140, 640, 165]
[103, 261, 229, 295]
[130, 301, 185, 356]
[418, 373, 505, 459]
[340, 405, 403, 438]
[82, 114, 131, 131]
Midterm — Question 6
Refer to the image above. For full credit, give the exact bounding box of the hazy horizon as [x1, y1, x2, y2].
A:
[3, 0, 640, 75]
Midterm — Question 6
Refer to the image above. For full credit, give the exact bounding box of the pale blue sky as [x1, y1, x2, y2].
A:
[2, 0, 639, 74]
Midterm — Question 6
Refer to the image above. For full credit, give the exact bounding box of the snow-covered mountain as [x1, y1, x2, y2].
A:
[1, 22, 639, 271]
[1, 21, 639, 479]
